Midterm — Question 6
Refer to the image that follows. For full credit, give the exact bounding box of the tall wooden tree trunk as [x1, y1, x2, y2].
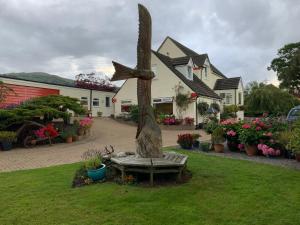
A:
[111, 4, 163, 158]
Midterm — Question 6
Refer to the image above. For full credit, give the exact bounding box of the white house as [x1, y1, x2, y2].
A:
[114, 36, 244, 124]
[0, 73, 115, 117]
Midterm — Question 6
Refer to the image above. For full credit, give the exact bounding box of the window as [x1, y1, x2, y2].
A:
[80, 97, 88, 106]
[187, 66, 192, 80]
[204, 67, 208, 79]
[92, 98, 99, 107]
[238, 92, 242, 105]
[225, 93, 232, 104]
[152, 65, 157, 79]
[220, 93, 225, 99]
[105, 97, 110, 107]
[121, 105, 132, 112]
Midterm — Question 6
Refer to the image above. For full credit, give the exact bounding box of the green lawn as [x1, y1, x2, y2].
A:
[1, 149, 300, 225]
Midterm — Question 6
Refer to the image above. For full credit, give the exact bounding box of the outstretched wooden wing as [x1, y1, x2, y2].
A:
[137, 4, 152, 71]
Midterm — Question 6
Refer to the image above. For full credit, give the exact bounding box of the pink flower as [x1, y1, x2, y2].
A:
[238, 144, 244, 150]
[264, 132, 273, 137]
[256, 126, 262, 131]
[226, 130, 236, 137]
[257, 144, 263, 150]
[276, 150, 281, 156]
[242, 124, 251, 129]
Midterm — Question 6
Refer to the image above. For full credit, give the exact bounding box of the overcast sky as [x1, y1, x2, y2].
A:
[1, 0, 300, 86]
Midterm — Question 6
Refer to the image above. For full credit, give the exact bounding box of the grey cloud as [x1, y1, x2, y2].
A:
[0, 0, 299, 85]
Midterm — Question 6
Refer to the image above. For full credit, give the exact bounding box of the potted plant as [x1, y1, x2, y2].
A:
[0, 131, 17, 151]
[212, 127, 225, 153]
[85, 157, 106, 181]
[278, 130, 294, 159]
[79, 117, 93, 135]
[290, 128, 300, 162]
[238, 123, 261, 156]
[192, 133, 201, 148]
[200, 141, 211, 152]
[61, 129, 76, 143]
[177, 133, 194, 149]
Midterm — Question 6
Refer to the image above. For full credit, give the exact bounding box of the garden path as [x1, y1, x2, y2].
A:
[0, 118, 209, 172]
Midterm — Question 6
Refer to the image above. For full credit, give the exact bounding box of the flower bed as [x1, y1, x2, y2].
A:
[206, 117, 300, 161]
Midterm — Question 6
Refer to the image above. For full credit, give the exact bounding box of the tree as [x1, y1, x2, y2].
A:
[75, 72, 116, 92]
[245, 84, 300, 116]
[0, 95, 86, 130]
[268, 42, 300, 93]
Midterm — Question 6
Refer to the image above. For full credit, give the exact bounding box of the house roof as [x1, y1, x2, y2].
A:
[171, 56, 191, 66]
[152, 51, 221, 99]
[0, 73, 117, 93]
[214, 77, 241, 90]
[165, 37, 227, 79]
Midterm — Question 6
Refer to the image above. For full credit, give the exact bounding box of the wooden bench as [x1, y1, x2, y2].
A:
[111, 152, 188, 186]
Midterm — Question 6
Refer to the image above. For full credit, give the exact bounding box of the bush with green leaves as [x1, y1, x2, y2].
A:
[245, 84, 300, 116]
[210, 103, 220, 113]
[212, 127, 225, 144]
[85, 157, 102, 170]
[0, 95, 85, 130]
[129, 105, 139, 123]
[204, 120, 219, 134]
[0, 131, 17, 142]
[197, 102, 209, 116]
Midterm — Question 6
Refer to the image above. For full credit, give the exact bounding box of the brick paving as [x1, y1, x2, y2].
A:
[0, 118, 209, 172]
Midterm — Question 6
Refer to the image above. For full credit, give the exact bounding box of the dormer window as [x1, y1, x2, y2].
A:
[187, 65, 193, 80]
[203, 67, 208, 79]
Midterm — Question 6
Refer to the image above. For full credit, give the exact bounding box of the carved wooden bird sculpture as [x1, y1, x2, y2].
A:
[111, 4, 162, 158]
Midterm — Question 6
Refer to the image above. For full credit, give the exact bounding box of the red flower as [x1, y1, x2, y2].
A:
[256, 126, 262, 131]
[242, 124, 251, 129]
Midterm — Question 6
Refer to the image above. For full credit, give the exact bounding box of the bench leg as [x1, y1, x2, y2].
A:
[121, 167, 125, 183]
[177, 168, 183, 182]
[150, 171, 154, 186]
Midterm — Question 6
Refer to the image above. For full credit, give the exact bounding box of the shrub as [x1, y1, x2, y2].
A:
[210, 103, 220, 112]
[177, 133, 194, 149]
[204, 121, 219, 134]
[34, 124, 59, 139]
[197, 102, 209, 116]
[238, 123, 262, 145]
[79, 117, 93, 130]
[184, 117, 194, 125]
[84, 157, 102, 170]
[129, 105, 139, 123]
[0, 131, 17, 142]
[212, 127, 225, 144]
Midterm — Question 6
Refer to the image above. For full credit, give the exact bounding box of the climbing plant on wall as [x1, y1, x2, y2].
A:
[174, 83, 191, 119]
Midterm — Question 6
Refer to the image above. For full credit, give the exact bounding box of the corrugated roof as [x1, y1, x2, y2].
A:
[214, 77, 241, 90]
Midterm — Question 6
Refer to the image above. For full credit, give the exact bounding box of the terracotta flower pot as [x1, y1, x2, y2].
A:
[295, 153, 300, 162]
[30, 139, 37, 146]
[214, 144, 224, 153]
[72, 135, 79, 142]
[245, 145, 257, 156]
[66, 136, 73, 143]
[78, 128, 84, 136]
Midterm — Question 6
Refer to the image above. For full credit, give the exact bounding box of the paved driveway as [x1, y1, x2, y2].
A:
[0, 118, 209, 172]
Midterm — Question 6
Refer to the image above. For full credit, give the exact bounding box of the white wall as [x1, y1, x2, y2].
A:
[157, 38, 186, 58]
[0, 77, 115, 117]
[114, 52, 197, 122]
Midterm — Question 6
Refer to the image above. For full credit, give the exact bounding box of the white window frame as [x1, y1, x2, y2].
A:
[92, 98, 100, 107]
[80, 97, 88, 106]
[105, 96, 110, 107]
[187, 65, 192, 80]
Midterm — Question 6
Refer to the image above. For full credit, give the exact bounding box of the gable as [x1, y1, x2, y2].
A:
[157, 37, 186, 58]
